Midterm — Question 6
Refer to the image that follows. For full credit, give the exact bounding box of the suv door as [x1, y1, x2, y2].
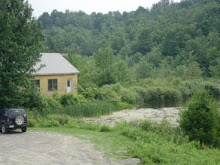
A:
[0, 110, 2, 128]
[1, 110, 7, 124]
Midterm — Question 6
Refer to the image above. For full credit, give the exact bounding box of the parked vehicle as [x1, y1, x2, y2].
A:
[0, 109, 28, 134]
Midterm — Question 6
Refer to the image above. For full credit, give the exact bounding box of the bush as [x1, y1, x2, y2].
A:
[47, 114, 72, 125]
[183, 80, 220, 99]
[140, 120, 188, 145]
[23, 90, 47, 110]
[203, 81, 220, 98]
[81, 87, 102, 100]
[39, 119, 60, 127]
[99, 85, 121, 102]
[120, 88, 139, 104]
[99, 125, 112, 132]
[27, 118, 38, 127]
[180, 90, 220, 147]
[136, 87, 182, 107]
[43, 95, 62, 111]
[59, 93, 86, 106]
[23, 92, 62, 112]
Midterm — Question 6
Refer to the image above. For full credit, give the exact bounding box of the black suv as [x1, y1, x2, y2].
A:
[0, 109, 28, 134]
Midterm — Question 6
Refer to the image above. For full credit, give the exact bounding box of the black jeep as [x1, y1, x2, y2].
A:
[0, 109, 28, 134]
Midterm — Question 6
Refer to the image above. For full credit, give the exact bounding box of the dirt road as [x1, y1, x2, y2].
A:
[0, 131, 138, 165]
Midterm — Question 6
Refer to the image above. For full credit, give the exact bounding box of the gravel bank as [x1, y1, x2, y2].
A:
[84, 107, 182, 126]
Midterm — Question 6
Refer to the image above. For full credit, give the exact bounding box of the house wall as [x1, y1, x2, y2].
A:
[33, 74, 78, 96]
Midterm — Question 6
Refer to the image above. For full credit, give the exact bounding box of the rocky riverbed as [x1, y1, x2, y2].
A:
[84, 107, 182, 126]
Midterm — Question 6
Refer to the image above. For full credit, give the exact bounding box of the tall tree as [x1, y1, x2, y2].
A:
[94, 47, 116, 86]
[0, 0, 44, 108]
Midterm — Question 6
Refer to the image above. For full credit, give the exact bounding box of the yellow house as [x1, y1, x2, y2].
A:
[32, 53, 79, 95]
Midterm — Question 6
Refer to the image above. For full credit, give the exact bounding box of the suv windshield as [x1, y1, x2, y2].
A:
[8, 109, 25, 117]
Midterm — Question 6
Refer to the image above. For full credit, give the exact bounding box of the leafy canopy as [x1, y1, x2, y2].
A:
[0, 0, 44, 108]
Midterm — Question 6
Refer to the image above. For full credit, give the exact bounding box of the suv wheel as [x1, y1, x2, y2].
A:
[15, 116, 24, 126]
[21, 127, 27, 132]
[2, 125, 8, 134]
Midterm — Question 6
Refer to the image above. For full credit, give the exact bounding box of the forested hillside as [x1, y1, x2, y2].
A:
[39, 0, 220, 78]
[37, 0, 220, 107]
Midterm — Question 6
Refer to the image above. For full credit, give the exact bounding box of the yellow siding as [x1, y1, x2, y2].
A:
[33, 74, 78, 96]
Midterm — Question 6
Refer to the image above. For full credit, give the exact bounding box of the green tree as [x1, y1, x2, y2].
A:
[208, 41, 220, 77]
[112, 61, 132, 83]
[134, 29, 153, 55]
[127, 52, 143, 67]
[0, 0, 44, 108]
[180, 90, 220, 147]
[135, 60, 155, 80]
[67, 54, 97, 88]
[94, 48, 116, 86]
[209, 57, 220, 77]
[175, 52, 202, 80]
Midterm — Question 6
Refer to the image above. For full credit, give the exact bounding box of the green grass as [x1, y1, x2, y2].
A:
[29, 120, 220, 165]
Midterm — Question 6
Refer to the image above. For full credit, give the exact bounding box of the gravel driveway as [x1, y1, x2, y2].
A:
[0, 131, 138, 165]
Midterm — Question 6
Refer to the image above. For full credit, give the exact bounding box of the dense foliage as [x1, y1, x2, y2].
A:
[26, 92, 132, 118]
[36, 0, 220, 109]
[39, 0, 220, 78]
[0, 0, 43, 108]
[180, 90, 220, 147]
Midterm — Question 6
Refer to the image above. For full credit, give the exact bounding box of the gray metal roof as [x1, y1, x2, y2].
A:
[33, 53, 79, 75]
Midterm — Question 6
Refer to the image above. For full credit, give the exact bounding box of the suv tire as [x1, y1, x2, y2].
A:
[15, 115, 24, 126]
[21, 127, 27, 132]
[2, 124, 8, 134]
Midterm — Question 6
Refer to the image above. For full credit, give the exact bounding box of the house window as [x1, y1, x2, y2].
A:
[31, 80, 40, 90]
[48, 79, 58, 91]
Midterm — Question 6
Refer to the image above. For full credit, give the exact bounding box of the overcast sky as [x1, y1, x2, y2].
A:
[28, 0, 181, 18]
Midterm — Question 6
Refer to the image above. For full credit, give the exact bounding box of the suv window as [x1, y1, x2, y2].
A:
[8, 109, 25, 117]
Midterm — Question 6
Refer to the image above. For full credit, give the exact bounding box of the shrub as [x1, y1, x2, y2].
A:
[180, 90, 220, 147]
[99, 85, 121, 102]
[39, 119, 60, 127]
[59, 93, 86, 106]
[99, 125, 112, 132]
[43, 95, 62, 111]
[23, 90, 47, 110]
[120, 88, 139, 104]
[135, 87, 182, 107]
[203, 81, 220, 98]
[24, 93, 62, 112]
[183, 80, 220, 98]
[140, 120, 188, 145]
[81, 87, 102, 100]
[47, 114, 72, 125]
[27, 118, 38, 127]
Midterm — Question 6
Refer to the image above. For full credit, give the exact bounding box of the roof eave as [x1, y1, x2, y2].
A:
[32, 72, 79, 76]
